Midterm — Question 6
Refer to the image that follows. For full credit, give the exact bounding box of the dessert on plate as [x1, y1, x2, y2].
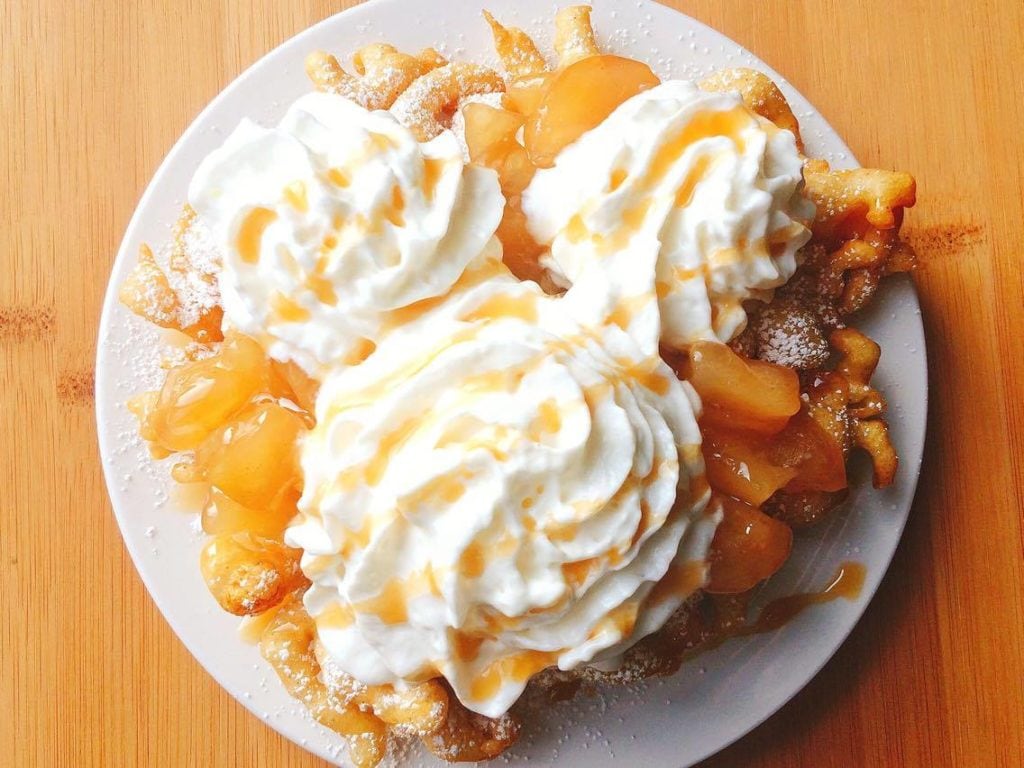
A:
[118, 6, 916, 766]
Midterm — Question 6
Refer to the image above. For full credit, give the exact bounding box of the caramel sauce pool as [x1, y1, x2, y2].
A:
[704, 560, 867, 651]
[744, 560, 866, 636]
[619, 561, 867, 682]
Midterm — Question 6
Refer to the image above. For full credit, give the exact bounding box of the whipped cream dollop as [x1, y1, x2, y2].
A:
[188, 92, 503, 376]
[286, 272, 715, 718]
[523, 79, 814, 353]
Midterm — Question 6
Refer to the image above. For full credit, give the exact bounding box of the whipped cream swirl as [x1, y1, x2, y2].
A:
[188, 92, 503, 376]
[286, 276, 714, 717]
[523, 80, 814, 352]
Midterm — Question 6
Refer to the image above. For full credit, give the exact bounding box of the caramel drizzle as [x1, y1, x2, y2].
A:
[469, 650, 558, 702]
[235, 207, 277, 264]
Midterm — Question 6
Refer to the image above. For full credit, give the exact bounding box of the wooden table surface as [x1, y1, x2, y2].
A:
[3, 0, 1023, 765]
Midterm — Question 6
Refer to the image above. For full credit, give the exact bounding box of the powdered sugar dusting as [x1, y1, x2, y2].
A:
[390, 63, 504, 140]
[168, 214, 222, 329]
[753, 302, 831, 369]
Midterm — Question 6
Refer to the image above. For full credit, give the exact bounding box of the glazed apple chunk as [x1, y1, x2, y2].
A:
[667, 341, 849, 593]
[706, 496, 793, 594]
[521, 53, 660, 168]
[128, 332, 314, 615]
[681, 343, 845, 497]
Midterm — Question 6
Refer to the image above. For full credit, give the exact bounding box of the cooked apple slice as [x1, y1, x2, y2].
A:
[463, 102, 535, 195]
[202, 486, 299, 539]
[146, 334, 267, 452]
[771, 409, 847, 493]
[702, 424, 799, 506]
[524, 54, 659, 168]
[683, 341, 801, 435]
[505, 72, 551, 117]
[707, 495, 793, 594]
[197, 401, 306, 510]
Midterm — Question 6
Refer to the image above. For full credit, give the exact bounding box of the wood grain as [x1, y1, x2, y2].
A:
[2, 0, 1022, 766]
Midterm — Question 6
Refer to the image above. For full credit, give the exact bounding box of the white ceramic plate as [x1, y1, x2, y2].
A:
[96, 1, 927, 765]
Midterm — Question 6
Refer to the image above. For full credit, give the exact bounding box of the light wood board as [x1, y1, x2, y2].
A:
[2, 0, 1022, 765]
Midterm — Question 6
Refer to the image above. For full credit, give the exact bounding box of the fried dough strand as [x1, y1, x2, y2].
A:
[422, 693, 521, 763]
[830, 328, 898, 486]
[554, 5, 601, 66]
[199, 533, 305, 616]
[261, 593, 390, 768]
[804, 159, 917, 242]
[482, 10, 548, 78]
[700, 67, 803, 150]
[119, 244, 180, 330]
[119, 207, 223, 342]
[391, 63, 505, 140]
[306, 45, 446, 110]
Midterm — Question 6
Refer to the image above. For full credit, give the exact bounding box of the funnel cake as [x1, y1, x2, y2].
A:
[120, 6, 915, 766]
